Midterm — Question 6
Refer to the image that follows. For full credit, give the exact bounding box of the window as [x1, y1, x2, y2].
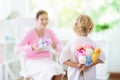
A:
[0, 0, 12, 19]
[29, 0, 120, 31]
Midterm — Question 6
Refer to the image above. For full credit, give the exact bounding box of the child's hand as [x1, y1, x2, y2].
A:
[77, 63, 83, 69]
[80, 65, 88, 71]
[52, 42, 57, 49]
[32, 44, 42, 51]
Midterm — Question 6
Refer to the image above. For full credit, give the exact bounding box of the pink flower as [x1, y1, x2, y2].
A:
[75, 47, 86, 57]
[82, 44, 94, 50]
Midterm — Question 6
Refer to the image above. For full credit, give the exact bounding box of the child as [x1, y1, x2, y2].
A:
[60, 14, 106, 80]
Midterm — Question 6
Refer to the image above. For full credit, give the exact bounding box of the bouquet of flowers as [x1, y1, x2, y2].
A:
[75, 44, 101, 79]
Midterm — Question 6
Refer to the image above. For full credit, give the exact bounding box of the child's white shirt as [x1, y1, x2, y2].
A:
[60, 36, 106, 80]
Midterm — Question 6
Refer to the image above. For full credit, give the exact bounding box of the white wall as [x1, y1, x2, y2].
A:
[98, 27, 120, 72]
[107, 27, 120, 72]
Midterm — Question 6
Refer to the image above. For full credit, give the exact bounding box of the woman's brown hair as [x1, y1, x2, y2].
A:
[36, 10, 48, 19]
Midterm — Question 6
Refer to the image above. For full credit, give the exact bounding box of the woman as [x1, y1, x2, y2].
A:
[15, 10, 64, 80]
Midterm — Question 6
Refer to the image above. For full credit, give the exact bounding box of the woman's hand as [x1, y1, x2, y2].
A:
[31, 44, 42, 51]
[52, 42, 57, 49]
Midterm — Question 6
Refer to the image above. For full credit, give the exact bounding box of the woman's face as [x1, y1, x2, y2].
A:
[37, 13, 48, 29]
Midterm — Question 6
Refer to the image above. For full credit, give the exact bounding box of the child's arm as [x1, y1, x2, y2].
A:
[81, 59, 103, 71]
[89, 49, 106, 67]
[90, 59, 103, 67]
[60, 42, 75, 67]
[64, 60, 82, 68]
[82, 45, 106, 71]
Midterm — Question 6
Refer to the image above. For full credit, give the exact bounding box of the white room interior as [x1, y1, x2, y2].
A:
[0, 0, 120, 80]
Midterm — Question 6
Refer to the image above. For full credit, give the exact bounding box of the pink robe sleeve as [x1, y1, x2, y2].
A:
[49, 30, 63, 52]
[14, 30, 33, 54]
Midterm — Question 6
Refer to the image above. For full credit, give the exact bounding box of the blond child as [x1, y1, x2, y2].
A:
[60, 14, 106, 80]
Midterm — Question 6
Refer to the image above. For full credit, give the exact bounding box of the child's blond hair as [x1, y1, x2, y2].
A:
[73, 14, 94, 36]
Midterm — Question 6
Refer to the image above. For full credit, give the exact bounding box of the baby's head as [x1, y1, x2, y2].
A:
[73, 14, 94, 36]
